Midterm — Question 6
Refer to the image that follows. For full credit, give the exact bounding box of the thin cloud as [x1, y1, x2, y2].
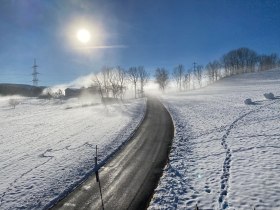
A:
[78, 45, 128, 49]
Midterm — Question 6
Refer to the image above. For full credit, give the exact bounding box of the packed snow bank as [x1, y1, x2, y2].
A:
[149, 69, 280, 210]
[0, 97, 146, 209]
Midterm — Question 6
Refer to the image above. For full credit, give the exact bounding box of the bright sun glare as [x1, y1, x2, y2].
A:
[76, 28, 91, 44]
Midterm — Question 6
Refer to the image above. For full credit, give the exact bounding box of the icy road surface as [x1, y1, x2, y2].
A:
[0, 97, 146, 209]
[51, 98, 174, 210]
[149, 69, 280, 210]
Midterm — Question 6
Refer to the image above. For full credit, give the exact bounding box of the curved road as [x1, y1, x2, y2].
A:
[51, 97, 174, 210]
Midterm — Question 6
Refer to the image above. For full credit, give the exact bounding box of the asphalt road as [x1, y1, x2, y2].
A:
[51, 97, 174, 210]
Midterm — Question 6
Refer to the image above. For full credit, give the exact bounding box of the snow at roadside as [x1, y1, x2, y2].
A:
[0, 97, 146, 209]
[149, 69, 280, 210]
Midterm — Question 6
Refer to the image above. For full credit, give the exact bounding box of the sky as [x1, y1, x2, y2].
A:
[0, 0, 280, 86]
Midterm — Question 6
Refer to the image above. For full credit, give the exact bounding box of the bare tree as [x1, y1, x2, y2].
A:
[44, 88, 53, 99]
[9, 99, 20, 109]
[258, 53, 279, 71]
[127, 67, 139, 98]
[193, 65, 203, 88]
[116, 66, 126, 99]
[173, 64, 185, 91]
[188, 68, 196, 90]
[222, 47, 258, 76]
[108, 69, 120, 99]
[183, 70, 191, 90]
[53, 89, 64, 99]
[138, 66, 149, 97]
[100, 66, 111, 97]
[92, 66, 127, 101]
[155, 68, 169, 92]
[206, 60, 221, 84]
[108, 67, 127, 99]
[92, 73, 105, 101]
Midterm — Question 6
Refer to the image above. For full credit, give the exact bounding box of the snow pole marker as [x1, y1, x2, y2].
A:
[95, 145, 99, 182]
[95, 145, 105, 210]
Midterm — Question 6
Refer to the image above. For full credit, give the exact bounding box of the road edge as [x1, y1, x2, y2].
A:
[145, 98, 175, 209]
[45, 98, 148, 210]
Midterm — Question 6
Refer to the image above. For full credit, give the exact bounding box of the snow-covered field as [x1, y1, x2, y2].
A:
[149, 69, 280, 210]
[0, 97, 146, 209]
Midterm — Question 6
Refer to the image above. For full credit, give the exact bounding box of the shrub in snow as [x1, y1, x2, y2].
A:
[264, 92, 275, 100]
[39, 88, 53, 99]
[9, 99, 20, 109]
[244, 98, 253, 105]
[53, 89, 63, 99]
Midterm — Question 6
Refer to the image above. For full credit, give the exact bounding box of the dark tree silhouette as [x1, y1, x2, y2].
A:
[258, 53, 279, 71]
[127, 67, 139, 98]
[183, 69, 191, 90]
[193, 65, 204, 88]
[155, 68, 169, 92]
[138, 66, 149, 97]
[173, 64, 185, 91]
[222, 47, 258, 76]
[206, 60, 221, 83]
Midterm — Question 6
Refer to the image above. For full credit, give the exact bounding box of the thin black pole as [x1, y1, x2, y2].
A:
[95, 145, 105, 210]
[95, 145, 98, 166]
[98, 180, 105, 210]
[96, 145, 97, 158]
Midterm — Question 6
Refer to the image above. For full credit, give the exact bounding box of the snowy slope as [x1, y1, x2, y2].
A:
[149, 69, 280, 210]
[0, 97, 146, 209]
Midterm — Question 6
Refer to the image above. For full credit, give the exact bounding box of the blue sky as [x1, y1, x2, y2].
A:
[0, 0, 280, 86]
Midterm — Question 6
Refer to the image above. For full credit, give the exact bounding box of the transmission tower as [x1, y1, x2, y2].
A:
[32, 59, 39, 86]
[193, 62, 197, 72]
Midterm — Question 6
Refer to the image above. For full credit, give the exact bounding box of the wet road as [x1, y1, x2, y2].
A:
[51, 97, 174, 210]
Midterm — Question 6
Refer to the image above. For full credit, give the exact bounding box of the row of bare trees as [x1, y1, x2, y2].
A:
[221, 47, 280, 77]
[153, 64, 204, 93]
[157, 47, 280, 92]
[92, 66, 149, 100]
[205, 47, 280, 84]
[170, 64, 203, 91]
[127, 66, 149, 99]
[206, 60, 222, 84]
[154, 64, 205, 92]
[92, 47, 279, 96]
[258, 53, 279, 71]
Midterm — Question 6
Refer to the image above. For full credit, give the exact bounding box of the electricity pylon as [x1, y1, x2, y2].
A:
[32, 59, 39, 86]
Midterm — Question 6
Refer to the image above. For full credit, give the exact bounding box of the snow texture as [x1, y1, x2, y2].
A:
[149, 69, 280, 210]
[0, 97, 146, 209]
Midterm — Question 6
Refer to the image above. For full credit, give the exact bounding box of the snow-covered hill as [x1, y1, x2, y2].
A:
[0, 97, 146, 209]
[149, 69, 280, 210]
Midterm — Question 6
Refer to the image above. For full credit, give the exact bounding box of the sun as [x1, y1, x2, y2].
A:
[76, 28, 91, 44]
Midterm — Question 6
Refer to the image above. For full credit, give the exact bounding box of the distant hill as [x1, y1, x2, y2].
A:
[0, 83, 46, 97]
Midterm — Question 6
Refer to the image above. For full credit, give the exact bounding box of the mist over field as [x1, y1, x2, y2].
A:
[1, 0, 280, 209]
